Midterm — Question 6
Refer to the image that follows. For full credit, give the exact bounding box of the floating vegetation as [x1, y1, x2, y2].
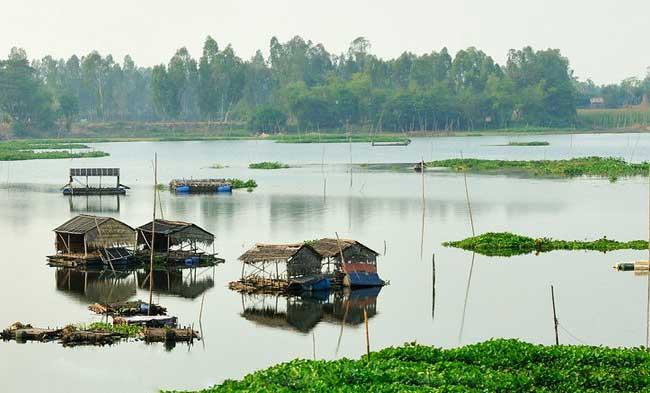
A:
[228, 178, 258, 189]
[249, 161, 290, 169]
[426, 157, 649, 180]
[443, 232, 648, 257]
[167, 339, 650, 392]
[83, 322, 143, 338]
[0, 140, 109, 161]
[505, 141, 550, 146]
[272, 133, 410, 144]
[209, 163, 225, 169]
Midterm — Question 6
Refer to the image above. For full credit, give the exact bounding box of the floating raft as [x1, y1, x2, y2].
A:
[169, 178, 232, 193]
[114, 315, 177, 327]
[63, 168, 130, 196]
[88, 300, 167, 317]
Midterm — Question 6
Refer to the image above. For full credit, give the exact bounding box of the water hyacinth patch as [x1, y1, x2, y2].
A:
[443, 232, 648, 257]
[165, 339, 650, 392]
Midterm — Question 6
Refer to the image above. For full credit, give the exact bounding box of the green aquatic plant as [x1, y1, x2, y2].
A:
[165, 339, 650, 392]
[81, 322, 142, 337]
[443, 232, 648, 257]
[426, 156, 649, 179]
[228, 179, 258, 189]
[249, 161, 290, 169]
[209, 163, 225, 169]
[0, 140, 109, 161]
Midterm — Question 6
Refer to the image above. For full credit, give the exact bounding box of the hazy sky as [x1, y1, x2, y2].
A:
[1, 0, 648, 84]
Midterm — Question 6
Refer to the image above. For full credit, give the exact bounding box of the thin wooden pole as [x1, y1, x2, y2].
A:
[551, 285, 559, 345]
[148, 153, 157, 315]
[646, 165, 650, 346]
[363, 306, 370, 359]
[199, 292, 206, 322]
[432, 253, 436, 320]
[461, 151, 476, 236]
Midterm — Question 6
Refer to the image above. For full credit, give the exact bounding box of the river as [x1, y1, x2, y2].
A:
[1, 132, 650, 392]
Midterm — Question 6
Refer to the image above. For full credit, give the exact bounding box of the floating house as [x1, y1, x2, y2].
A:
[63, 168, 129, 195]
[169, 178, 232, 193]
[136, 219, 223, 265]
[311, 238, 384, 287]
[49, 214, 136, 267]
[236, 243, 329, 292]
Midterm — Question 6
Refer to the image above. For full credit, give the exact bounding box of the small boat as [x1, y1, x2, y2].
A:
[412, 162, 425, 172]
[287, 275, 331, 292]
[344, 271, 385, 287]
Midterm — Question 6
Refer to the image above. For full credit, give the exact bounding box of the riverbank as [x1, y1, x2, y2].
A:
[167, 339, 650, 392]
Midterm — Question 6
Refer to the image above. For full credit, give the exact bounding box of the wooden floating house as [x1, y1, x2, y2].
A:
[63, 168, 130, 196]
[169, 178, 232, 193]
[236, 244, 329, 293]
[136, 219, 224, 266]
[49, 214, 136, 267]
[232, 238, 384, 293]
[310, 238, 384, 287]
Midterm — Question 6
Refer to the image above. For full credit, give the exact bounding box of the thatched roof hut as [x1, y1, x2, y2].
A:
[238, 243, 322, 281]
[53, 214, 136, 256]
[136, 219, 214, 252]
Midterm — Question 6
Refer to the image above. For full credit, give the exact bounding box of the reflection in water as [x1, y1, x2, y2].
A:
[55, 267, 136, 304]
[240, 287, 382, 334]
[68, 195, 121, 213]
[137, 267, 215, 299]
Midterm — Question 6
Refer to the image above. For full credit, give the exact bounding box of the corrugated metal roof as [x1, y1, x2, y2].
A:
[136, 219, 214, 245]
[54, 214, 116, 234]
[137, 219, 212, 236]
[310, 238, 380, 258]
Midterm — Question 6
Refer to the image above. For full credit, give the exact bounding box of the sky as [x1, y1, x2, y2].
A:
[1, 0, 648, 85]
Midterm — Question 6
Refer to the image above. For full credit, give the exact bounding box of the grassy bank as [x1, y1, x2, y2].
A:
[167, 339, 650, 392]
[248, 162, 289, 169]
[578, 107, 650, 129]
[0, 140, 109, 161]
[426, 157, 649, 180]
[443, 232, 648, 257]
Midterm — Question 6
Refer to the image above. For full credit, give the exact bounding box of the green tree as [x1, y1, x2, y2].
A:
[0, 48, 55, 134]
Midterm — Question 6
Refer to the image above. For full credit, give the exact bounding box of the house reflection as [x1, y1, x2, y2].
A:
[67, 195, 121, 213]
[240, 287, 382, 333]
[137, 267, 215, 299]
[54, 267, 136, 303]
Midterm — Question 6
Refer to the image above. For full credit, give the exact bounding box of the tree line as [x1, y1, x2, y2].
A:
[0, 36, 646, 136]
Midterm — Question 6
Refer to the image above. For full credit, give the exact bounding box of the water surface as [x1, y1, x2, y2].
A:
[1, 133, 650, 392]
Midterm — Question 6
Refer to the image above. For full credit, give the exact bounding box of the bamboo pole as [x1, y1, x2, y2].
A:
[461, 151, 476, 236]
[551, 285, 559, 345]
[148, 153, 157, 315]
[432, 253, 436, 320]
[364, 306, 370, 360]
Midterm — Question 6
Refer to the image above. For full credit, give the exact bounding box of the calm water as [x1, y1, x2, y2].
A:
[2, 133, 650, 392]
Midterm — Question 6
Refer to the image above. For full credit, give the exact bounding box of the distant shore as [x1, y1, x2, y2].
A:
[2, 124, 650, 147]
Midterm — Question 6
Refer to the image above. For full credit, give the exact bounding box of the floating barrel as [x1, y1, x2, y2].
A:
[217, 184, 232, 193]
[175, 185, 190, 193]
